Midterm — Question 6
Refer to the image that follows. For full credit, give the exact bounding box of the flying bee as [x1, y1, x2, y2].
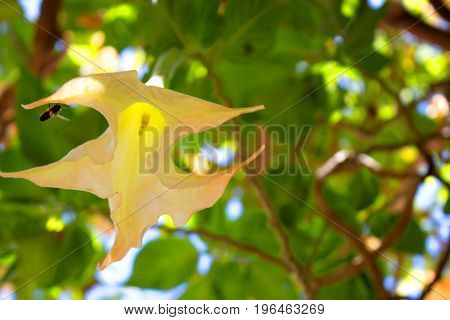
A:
[40, 104, 70, 122]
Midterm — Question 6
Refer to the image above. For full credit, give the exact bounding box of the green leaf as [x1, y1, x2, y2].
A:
[368, 212, 426, 254]
[248, 261, 298, 299]
[210, 261, 248, 299]
[63, 107, 108, 148]
[223, 0, 287, 62]
[180, 275, 218, 300]
[158, 0, 222, 49]
[358, 51, 392, 74]
[152, 48, 186, 82]
[12, 226, 97, 292]
[233, 209, 280, 256]
[444, 197, 450, 215]
[317, 274, 375, 299]
[342, 1, 386, 58]
[0, 148, 51, 202]
[181, 260, 249, 299]
[395, 220, 426, 254]
[367, 210, 393, 237]
[0, 202, 48, 241]
[412, 111, 438, 136]
[324, 184, 361, 233]
[348, 169, 380, 210]
[53, 226, 99, 285]
[128, 237, 199, 289]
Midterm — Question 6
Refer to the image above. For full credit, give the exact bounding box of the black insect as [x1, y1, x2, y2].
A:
[40, 104, 69, 122]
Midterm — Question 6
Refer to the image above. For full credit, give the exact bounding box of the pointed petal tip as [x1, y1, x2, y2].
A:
[22, 99, 50, 110]
[97, 230, 143, 270]
[245, 105, 264, 112]
[21, 103, 33, 109]
[97, 254, 111, 271]
[0, 171, 13, 178]
[111, 69, 138, 77]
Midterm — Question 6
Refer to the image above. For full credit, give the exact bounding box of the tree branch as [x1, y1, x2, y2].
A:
[419, 239, 450, 299]
[430, 79, 450, 97]
[249, 176, 316, 298]
[1, 0, 64, 143]
[377, 175, 422, 252]
[29, 0, 65, 77]
[201, 56, 316, 298]
[313, 170, 390, 299]
[318, 127, 445, 289]
[430, 0, 450, 22]
[382, 1, 450, 51]
[0, 85, 15, 144]
[158, 226, 290, 272]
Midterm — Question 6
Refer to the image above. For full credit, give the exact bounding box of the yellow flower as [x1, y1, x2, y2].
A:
[0, 71, 264, 269]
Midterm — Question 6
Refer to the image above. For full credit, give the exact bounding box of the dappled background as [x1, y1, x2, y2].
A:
[0, 0, 449, 299]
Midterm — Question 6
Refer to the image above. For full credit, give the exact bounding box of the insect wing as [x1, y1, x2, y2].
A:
[40, 111, 52, 121]
[56, 114, 70, 121]
[50, 104, 62, 114]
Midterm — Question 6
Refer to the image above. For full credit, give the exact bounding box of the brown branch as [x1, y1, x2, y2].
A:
[352, 134, 449, 300]
[427, 150, 450, 190]
[365, 129, 444, 153]
[318, 133, 445, 288]
[430, 79, 450, 97]
[0, 85, 16, 144]
[420, 239, 450, 299]
[358, 68, 423, 139]
[1, 0, 64, 143]
[366, 140, 412, 153]
[316, 149, 415, 180]
[278, 149, 390, 297]
[249, 176, 316, 298]
[382, 2, 450, 50]
[313, 175, 390, 299]
[201, 56, 316, 298]
[378, 175, 422, 252]
[430, 0, 450, 22]
[158, 226, 290, 272]
[29, 0, 65, 77]
[316, 157, 421, 286]
[317, 177, 421, 287]
[317, 259, 364, 285]
[359, 70, 448, 156]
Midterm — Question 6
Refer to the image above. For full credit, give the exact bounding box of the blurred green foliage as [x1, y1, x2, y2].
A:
[0, 0, 449, 300]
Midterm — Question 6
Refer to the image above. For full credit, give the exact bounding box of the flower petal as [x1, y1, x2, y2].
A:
[0, 128, 115, 198]
[2, 71, 265, 270]
[99, 145, 265, 270]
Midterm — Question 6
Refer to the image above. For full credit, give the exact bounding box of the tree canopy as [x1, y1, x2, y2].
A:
[0, 0, 449, 300]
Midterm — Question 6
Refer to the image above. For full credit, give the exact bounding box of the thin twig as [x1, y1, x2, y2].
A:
[158, 226, 290, 272]
[249, 176, 316, 298]
[359, 68, 423, 139]
[314, 149, 421, 291]
[382, 1, 450, 50]
[201, 56, 316, 298]
[313, 178, 390, 299]
[420, 240, 450, 299]
[378, 175, 422, 252]
[305, 222, 329, 269]
[318, 114, 446, 290]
